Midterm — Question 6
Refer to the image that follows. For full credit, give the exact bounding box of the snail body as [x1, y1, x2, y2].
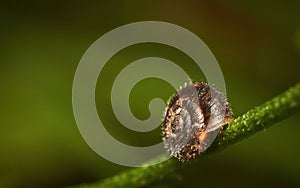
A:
[162, 82, 232, 161]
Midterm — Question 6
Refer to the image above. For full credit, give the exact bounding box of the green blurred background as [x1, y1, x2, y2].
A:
[1, 1, 300, 187]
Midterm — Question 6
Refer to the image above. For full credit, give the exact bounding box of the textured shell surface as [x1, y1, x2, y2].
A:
[162, 82, 232, 161]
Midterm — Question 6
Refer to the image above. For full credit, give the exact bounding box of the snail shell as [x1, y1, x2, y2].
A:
[162, 82, 232, 161]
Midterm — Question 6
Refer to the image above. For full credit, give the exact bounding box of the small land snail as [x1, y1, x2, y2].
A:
[162, 82, 233, 161]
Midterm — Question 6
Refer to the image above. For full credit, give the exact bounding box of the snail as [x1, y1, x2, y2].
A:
[162, 82, 233, 161]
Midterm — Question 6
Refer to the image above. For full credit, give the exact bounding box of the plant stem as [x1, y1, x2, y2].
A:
[73, 82, 300, 188]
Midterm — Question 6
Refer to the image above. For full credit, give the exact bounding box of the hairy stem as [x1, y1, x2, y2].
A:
[73, 82, 300, 188]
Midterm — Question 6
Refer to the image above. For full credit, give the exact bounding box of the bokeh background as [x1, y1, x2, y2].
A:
[1, 1, 300, 187]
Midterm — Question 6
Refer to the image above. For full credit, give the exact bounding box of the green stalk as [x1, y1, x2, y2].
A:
[73, 82, 300, 188]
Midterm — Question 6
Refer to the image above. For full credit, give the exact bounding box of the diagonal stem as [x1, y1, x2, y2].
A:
[73, 82, 300, 188]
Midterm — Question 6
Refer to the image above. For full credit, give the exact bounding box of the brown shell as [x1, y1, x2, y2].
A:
[162, 82, 232, 161]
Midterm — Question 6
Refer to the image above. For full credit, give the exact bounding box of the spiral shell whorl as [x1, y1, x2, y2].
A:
[162, 82, 232, 161]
